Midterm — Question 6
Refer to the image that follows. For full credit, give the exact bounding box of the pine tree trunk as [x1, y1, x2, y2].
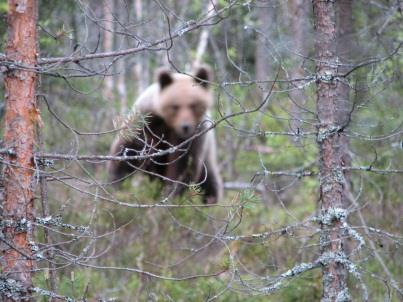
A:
[312, 1, 351, 301]
[2, 0, 38, 301]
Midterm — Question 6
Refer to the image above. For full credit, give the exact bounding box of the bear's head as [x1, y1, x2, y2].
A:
[156, 66, 214, 139]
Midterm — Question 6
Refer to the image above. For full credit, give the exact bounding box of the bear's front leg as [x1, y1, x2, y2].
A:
[199, 162, 223, 204]
[107, 135, 146, 185]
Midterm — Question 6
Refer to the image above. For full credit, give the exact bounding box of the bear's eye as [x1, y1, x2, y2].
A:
[190, 103, 205, 115]
[170, 104, 180, 112]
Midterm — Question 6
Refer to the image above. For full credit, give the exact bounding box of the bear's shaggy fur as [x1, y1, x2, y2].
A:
[108, 66, 223, 204]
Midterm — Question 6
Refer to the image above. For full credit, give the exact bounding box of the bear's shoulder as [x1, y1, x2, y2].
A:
[133, 83, 160, 115]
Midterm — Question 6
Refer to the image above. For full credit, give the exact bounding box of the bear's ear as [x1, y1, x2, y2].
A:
[193, 65, 212, 89]
[157, 68, 174, 90]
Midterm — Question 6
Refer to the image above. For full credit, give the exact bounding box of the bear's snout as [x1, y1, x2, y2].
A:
[181, 123, 191, 135]
[176, 122, 195, 138]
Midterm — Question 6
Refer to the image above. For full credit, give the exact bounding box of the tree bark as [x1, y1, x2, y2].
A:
[312, 1, 351, 301]
[1, 0, 38, 301]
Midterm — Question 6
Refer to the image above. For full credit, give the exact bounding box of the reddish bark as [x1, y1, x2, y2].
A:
[2, 0, 38, 301]
[313, 0, 351, 301]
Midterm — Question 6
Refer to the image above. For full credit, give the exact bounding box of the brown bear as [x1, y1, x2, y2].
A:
[108, 66, 223, 204]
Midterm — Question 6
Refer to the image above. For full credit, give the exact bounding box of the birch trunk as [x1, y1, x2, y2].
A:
[103, 0, 114, 100]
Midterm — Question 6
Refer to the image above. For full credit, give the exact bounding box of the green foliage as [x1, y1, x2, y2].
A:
[34, 270, 95, 301]
[275, 272, 322, 302]
[0, 1, 7, 13]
